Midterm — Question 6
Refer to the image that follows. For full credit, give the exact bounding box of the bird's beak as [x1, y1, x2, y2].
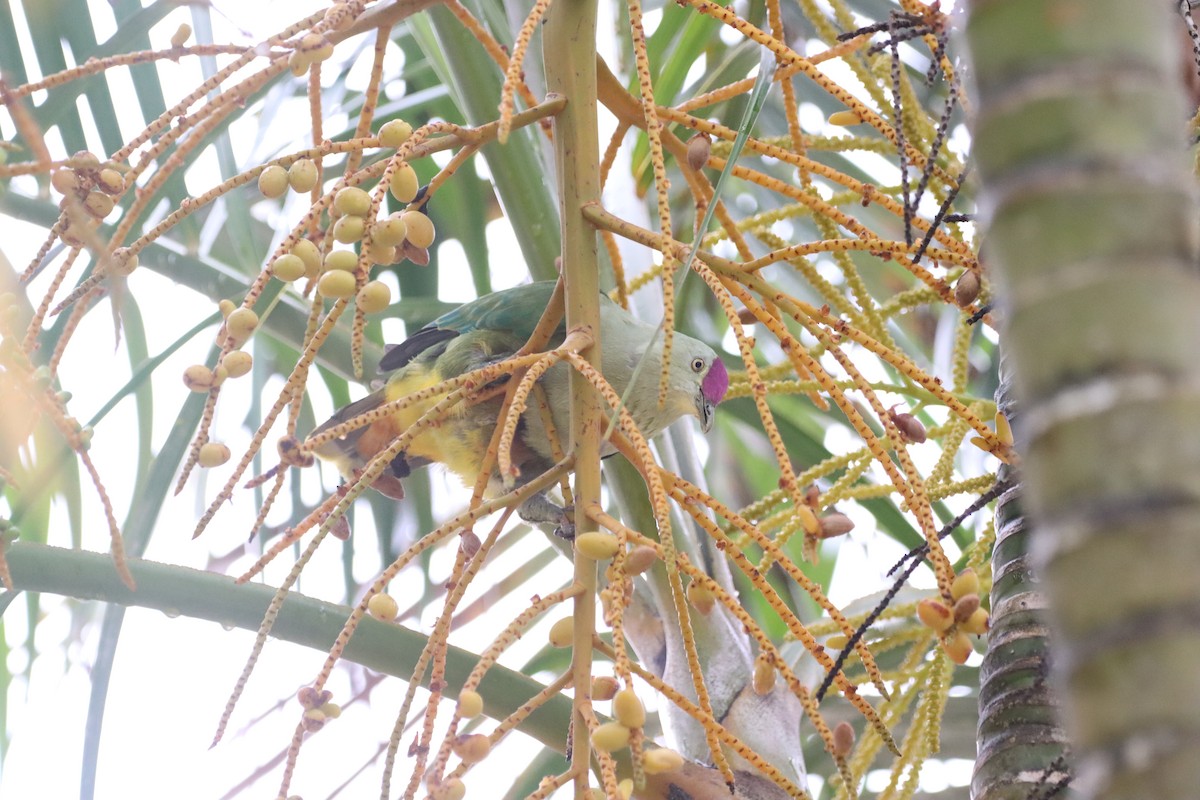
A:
[698, 395, 716, 433]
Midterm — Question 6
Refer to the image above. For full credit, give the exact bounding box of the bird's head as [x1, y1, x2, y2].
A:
[672, 341, 728, 434]
[697, 352, 728, 433]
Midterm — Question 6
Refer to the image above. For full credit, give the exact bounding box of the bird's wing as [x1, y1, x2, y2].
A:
[378, 281, 566, 373]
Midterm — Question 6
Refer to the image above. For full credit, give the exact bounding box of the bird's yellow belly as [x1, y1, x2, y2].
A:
[383, 367, 493, 486]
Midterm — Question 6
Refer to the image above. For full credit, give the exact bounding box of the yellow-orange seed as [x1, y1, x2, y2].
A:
[547, 616, 574, 648]
[613, 688, 645, 728]
[917, 597, 954, 632]
[367, 592, 399, 621]
[389, 162, 419, 203]
[258, 165, 288, 198]
[457, 689, 483, 718]
[198, 442, 231, 468]
[590, 721, 631, 753]
[575, 531, 619, 560]
[401, 210, 435, 248]
[317, 269, 357, 299]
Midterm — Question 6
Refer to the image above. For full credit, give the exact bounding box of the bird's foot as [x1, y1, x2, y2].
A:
[518, 492, 576, 540]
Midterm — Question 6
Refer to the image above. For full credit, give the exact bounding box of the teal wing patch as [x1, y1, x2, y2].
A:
[379, 281, 568, 373]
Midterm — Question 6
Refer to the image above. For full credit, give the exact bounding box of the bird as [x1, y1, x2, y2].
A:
[310, 281, 729, 535]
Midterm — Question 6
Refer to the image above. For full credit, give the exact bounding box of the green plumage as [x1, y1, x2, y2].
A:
[312, 281, 729, 532]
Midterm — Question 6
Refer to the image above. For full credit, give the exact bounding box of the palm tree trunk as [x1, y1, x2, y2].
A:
[966, 1, 1200, 797]
[972, 358, 1071, 799]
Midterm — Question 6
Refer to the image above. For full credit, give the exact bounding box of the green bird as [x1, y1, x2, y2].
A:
[311, 281, 729, 534]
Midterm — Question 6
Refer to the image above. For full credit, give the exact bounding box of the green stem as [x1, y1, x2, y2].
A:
[1, 543, 571, 753]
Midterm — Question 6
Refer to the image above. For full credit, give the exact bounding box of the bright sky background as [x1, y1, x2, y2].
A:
[0, 0, 980, 798]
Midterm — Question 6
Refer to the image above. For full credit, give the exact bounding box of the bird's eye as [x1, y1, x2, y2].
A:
[690, 357, 706, 373]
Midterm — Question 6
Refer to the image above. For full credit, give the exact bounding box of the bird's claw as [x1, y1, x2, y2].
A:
[518, 493, 575, 540]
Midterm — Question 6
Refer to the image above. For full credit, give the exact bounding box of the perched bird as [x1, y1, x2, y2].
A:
[311, 281, 728, 533]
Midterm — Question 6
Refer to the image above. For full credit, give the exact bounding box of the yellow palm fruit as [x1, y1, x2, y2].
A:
[389, 162, 419, 202]
[548, 616, 574, 648]
[917, 597, 954, 632]
[357, 280, 391, 314]
[590, 721, 631, 753]
[643, 748, 685, 775]
[367, 592, 398, 621]
[198, 442, 231, 468]
[401, 210, 435, 248]
[379, 119, 413, 148]
[457, 689, 483, 719]
[257, 165, 288, 198]
[575, 531, 619, 560]
[612, 688, 645, 728]
[317, 269, 357, 299]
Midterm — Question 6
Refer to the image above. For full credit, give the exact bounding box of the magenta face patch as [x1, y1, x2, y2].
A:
[702, 358, 729, 405]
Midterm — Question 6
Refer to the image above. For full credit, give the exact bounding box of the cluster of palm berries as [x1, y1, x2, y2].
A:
[181, 299, 260, 468]
[917, 567, 990, 664]
[262, 119, 436, 308]
[296, 685, 341, 733]
[50, 151, 136, 275]
[284, 0, 367, 77]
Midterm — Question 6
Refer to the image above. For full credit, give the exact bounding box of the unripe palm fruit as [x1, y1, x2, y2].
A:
[917, 597, 954, 632]
[955, 270, 981, 306]
[456, 689, 483, 718]
[222, 351, 253, 378]
[623, 545, 657, 574]
[612, 689, 645, 728]
[400, 210, 435, 248]
[686, 581, 715, 615]
[51, 169, 78, 194]
[333, 186, 371, 217]
[96, 167, 123, 195]
[953, 593, 981, 624]
[379, 119, 413, 148]
[752, 657, 776, 695]
[367, 592, 398, 620]
[288, 158, 318, 193]
[452, 733, 491, 764]
[291, 239, 322, 277]
[428, 778, 465, 800]
[363, 240, 399, 266]
[226, 308, 259, 344]
[258, 165, 288, 198]
[548, 616, 574, 648]
[324, 249, 358, 273]
[590, 722, 631, 753]
[170, 23, 191, 47]
[332, 214, 365, 243]
[183, 364, 216, 392]
[574, 531, 619, 560]
[84, 191, 114, 219]
[287, 50, 309, 77]
[356, 280, 391, 314]
[943, 630, 974, 664]
[951, 568, 980, 601]
[371, 214, 407, 247]
[317, 269, 357, 299]
[389, 162, 419, 203]
[962, 607, 990, 635]
[643, 748, 685, 775]
[198, 442, 231, 468]
[272, 254, 306, 282]
[591, 675, 619, 701]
